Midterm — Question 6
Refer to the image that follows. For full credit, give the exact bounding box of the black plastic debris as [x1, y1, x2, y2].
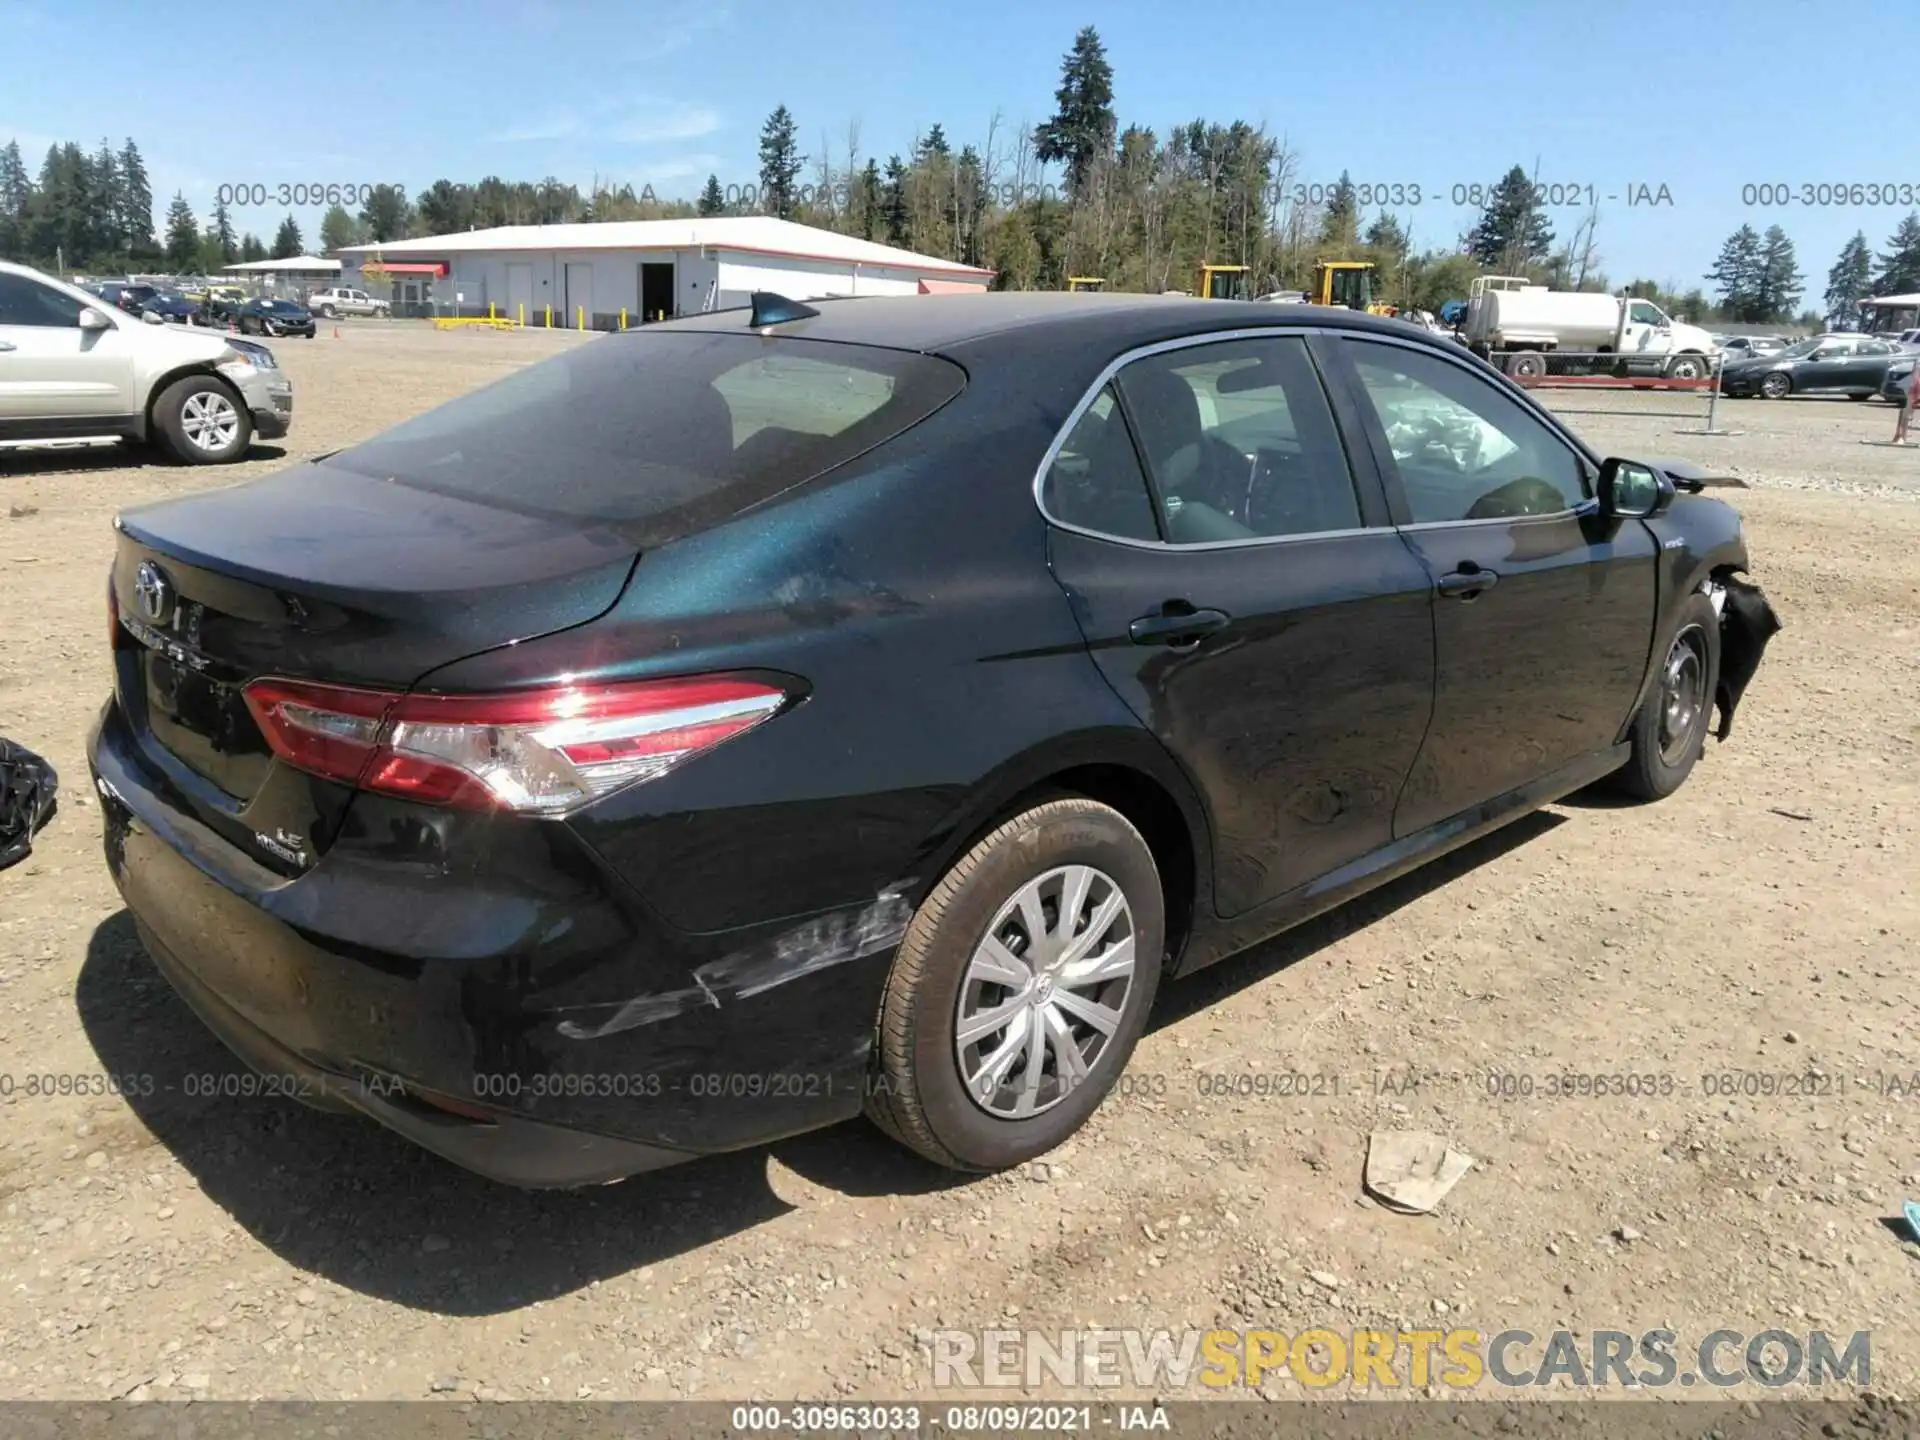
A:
[0, 737, 59, 871]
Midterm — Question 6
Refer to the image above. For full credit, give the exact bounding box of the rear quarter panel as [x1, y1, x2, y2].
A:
[416, 363, 1163, 936]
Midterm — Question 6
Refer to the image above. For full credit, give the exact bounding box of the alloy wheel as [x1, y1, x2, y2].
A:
[953, 864, 1137, 1119]
[180, 392, 240, 452]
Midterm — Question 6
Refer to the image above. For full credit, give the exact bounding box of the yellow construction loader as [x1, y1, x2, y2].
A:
[1310, 260, 1397, 315]
[1196, 264, 1251, 300]
[1066, 276, 1107, 292]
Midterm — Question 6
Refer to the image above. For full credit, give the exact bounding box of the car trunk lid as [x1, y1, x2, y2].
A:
[110, 463, 638, 869]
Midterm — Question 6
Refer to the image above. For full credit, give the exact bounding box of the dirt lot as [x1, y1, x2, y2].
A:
[0, 324, 1916, 1406]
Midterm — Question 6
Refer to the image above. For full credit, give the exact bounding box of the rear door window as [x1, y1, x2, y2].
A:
[321, 331, 967, 542]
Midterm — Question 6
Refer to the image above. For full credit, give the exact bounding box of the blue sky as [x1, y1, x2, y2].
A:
[4, 0, 1913, 290]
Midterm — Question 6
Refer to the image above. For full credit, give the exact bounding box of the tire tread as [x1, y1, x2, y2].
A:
[866, 797, 1150, 1171]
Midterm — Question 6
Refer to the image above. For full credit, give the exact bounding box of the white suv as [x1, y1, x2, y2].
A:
[307, 286, 389, 318]
[0, 260, 292, 464]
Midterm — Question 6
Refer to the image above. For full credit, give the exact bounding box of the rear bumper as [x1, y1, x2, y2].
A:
[86, 698, 889, 1187]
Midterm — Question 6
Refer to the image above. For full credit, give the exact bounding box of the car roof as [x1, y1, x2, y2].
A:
[651, 292, 1431, 361]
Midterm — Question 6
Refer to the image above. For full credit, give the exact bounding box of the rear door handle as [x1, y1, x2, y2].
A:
[1129, 608, 1230, 646]
[1436, 566, 1499, 599]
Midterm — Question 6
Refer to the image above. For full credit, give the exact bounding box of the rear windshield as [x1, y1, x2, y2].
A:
[319, 330, 967, 539]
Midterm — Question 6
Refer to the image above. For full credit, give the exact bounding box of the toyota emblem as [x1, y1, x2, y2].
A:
[134, 561, 174, 624]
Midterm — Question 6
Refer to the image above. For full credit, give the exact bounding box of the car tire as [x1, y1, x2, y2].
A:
[1666, 353, 1707, 381]
[317, 304, 336, 319]
[1759, 372, 1792, 400]
[866, 797, 1165, 1172]
[1506, 350, 1548, 380]
[152, 375, 252, 465]
[1611, 591, 1721, 802]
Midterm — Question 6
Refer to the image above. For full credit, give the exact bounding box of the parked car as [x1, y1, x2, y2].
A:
[1716, 335, 1786, 362]
[112, 283, 158, 315]
[139, 292, 207, 326]
[0, 258, 292, 463]
[201, 290, 250, 326]
[306, 286, 390, 319]
[87, 293, 1778, 1188]
[1879, 353, 1917, 403]
[235, 297, 316, 338]
[1718, 334, 1906, 398]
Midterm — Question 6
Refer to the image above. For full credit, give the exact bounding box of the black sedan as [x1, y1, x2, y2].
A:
[1719, 334, 1906, 398]
[89, 294, 1780, 1187]
[138, 292, 206, 326]
[235, 297, 316, 338]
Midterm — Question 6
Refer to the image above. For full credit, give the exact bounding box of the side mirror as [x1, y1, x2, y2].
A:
[77, 307, 112, 331]
[1596, 457, 1671, 519]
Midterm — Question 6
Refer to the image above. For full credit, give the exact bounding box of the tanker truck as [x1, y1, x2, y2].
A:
[1460, 277, 1718, 381]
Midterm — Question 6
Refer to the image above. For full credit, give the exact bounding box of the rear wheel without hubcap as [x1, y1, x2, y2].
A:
[868, 797, 1164, 1171]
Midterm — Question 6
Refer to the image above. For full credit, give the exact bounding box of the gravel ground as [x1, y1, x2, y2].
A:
[0, 323, 1916, 1407]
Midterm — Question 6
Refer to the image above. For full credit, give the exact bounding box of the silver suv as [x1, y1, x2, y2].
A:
[0, 260, 292, 464]
[306, 286, 389, 318]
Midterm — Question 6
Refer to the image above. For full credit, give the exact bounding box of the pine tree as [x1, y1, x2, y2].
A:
[1823, 231, 1872, 328]
[1034, 26, 1115, 201]
[210, 198, 237, 263]
[89, 139, 122, 261]
[1465, 166, 1554, 273]
[0, 140, 30, 259]
[239, 232, 266, 263]
[757, 106, 804, 219]
[697, 174, 725, 217]
[880, 155, 909, 247]
[1363, 211, 1410, 266]
[1706, 224, 1764, 321]
[1319, 171, 1358, 249]
[319, 203, 359, 253]
[1873, 212, 1920, 297]
[118, 138, 155, 261]
[163, 192, 199, 272]
[854, 159, 882, 240]
[359, 185, 410, 242]
[1753, 225, 1802, 323]
[271, 213, 303, 259]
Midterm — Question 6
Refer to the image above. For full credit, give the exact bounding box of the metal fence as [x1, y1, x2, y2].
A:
[1490, 349, 1735, 436]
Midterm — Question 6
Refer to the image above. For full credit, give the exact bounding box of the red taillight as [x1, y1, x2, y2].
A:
[242, 675, 789, 815]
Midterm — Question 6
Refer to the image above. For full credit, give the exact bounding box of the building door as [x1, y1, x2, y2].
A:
[640, 262, 675, 323]
[565, 263, 594, 329]
[505, 263, 534, 323]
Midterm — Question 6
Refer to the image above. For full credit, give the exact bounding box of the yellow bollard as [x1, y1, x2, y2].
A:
[517, 303, 524, 327]
[619, 308, 626, 330]
[577, 306, 584, 331]
[544, 305, 551, 328]
[488, 302, 496, 320]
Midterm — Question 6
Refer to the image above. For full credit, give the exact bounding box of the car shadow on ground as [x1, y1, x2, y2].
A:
[77, 910, 797, 1316]
[0, 443, 287, 476]
[77, 809, 1564, 1315]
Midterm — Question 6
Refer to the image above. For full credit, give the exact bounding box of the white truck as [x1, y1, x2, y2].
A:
[306, 286, 389, 319]
[1462, 276, 1717, 381]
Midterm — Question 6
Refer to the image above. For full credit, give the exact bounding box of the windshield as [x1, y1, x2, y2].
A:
[1777, 340, 1820, 359]
[321, 330, 968, 542]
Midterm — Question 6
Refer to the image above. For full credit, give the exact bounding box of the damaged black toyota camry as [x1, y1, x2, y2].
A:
[88, 293, 1780, 1187]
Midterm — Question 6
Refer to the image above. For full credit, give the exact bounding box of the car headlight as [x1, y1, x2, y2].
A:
[217, 340, 277, 373]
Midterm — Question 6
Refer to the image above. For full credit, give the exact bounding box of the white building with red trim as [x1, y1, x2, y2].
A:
[337, 217, 995, 327]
